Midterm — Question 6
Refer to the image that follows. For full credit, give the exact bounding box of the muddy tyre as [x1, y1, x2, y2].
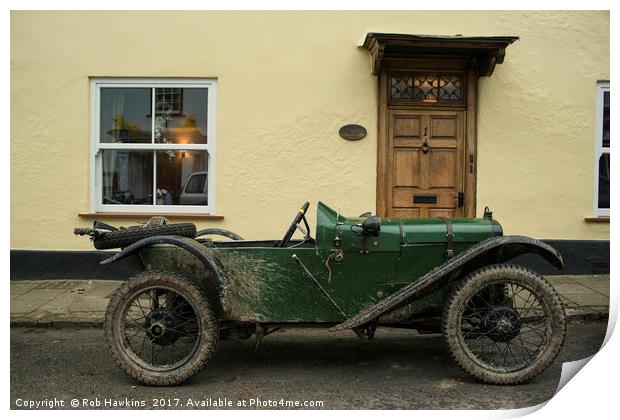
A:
[194, 228, 244, 241]
[442, 264, 566, 385]
[104, 271, 218, 386]
[93, 223, 197, 250]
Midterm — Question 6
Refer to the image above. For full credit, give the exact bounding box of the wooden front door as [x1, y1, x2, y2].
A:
[387, 109, 465, 218]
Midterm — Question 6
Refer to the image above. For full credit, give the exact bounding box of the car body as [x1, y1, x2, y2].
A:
[77, 201, 567, 386]
[125, 202, 502, 324]
[178, 171, 208, 205]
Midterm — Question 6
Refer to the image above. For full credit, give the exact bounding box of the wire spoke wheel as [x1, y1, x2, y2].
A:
[104, 271, 218, 386]
[443, 264, 566, 385]
[121, 287, 201, 371]
[459, 282, 549, 373]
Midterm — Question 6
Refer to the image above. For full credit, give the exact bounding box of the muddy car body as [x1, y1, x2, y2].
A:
[76, 201, 567, 386]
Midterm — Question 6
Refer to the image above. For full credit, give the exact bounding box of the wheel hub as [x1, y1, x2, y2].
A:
[145, 309, 180, 346]
[481, 306, 521, 342]
[150, 323, 164, 337]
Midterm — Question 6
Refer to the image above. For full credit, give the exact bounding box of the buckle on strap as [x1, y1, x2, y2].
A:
[438, 216, 455, 259]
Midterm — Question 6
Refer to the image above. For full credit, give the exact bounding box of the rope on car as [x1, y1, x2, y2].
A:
[324, 250, 344, 283]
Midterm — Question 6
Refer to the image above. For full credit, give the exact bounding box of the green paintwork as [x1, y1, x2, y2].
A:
[140, 201, 498, 324]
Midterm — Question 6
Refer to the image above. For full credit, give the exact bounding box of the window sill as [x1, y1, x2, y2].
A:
[79, 212, 224, 220]
[584, 216, 610, 223]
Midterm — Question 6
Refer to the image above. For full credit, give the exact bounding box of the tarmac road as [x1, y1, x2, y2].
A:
[10, 321, 608, 410]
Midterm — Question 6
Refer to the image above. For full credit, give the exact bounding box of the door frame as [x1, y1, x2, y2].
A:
[376, 65, 479, 218]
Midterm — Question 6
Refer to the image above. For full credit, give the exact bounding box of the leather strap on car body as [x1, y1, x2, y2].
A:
[398, 219, 405, 246]
[438, 217, 455, 259]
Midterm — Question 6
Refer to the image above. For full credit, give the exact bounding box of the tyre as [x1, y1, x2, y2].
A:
[104, 271, 218, 386]
[442, 264, 566, 385]
[194, 228, 244, 241]
[93, 223, 197, 250]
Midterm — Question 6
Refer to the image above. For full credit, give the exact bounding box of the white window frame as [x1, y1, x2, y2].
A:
[90, 78, 217, 214]
[593, 82, 610, 217]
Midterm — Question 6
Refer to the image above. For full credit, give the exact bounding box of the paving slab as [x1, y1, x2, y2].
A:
[9, 275, 609, 327]
[10, 281, 42, 300]
[558, 292, 609, 307]
[10, 289, 68, 315]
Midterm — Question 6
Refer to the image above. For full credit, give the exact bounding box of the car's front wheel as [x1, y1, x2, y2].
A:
[104, 271, 218, 386]
[442, 264, 566, 385]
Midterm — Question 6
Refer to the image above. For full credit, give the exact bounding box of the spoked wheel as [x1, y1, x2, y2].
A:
[104, 271, 218, 386]
[443, 264, 566, 385]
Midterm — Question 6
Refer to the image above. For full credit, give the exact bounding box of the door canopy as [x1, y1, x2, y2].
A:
[362, 33, 518, 77]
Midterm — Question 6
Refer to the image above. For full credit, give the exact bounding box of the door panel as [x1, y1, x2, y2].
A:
[389, 109, 465, 218]
[430, 116, 457, 138]
[428, 208, 455, 218]
[429, 150, 456, 187]
[393, 114, 423, 138]
[394, 149, 421, 187]
[393, 208, 420, 218]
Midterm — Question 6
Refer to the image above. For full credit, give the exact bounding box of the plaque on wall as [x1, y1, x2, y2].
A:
[339, 124, 367, 141]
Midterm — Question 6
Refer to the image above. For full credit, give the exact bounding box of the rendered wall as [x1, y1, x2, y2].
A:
[10, 11, 609, 250]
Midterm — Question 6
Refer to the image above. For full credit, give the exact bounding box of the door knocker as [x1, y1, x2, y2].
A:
[421, 127, 430, 154]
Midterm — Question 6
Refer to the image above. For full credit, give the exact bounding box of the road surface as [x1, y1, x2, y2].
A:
[10, 321, 607, 409]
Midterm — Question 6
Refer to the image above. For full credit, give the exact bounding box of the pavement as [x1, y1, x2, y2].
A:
[10, 275, 610, 327]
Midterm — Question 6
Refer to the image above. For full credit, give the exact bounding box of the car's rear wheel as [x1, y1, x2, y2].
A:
[442, 264, 566, 385]
[104, 271, 218, 386]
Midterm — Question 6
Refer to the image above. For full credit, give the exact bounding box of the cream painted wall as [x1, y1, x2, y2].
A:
[11, 11, 609, 250]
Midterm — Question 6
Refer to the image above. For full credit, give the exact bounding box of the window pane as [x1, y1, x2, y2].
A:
[390, 75, 413, 100]
[413, 74, 437, 101]
[100, 88, 152, 143]
[438, 75, 463, 101]
[102, 150, 153, 205]
[156, 150, 209, 205]
[391, 73, 463, 103]
[154, 88, 208, 144]
[185, 173, 206, 194]
[603, 91, 610, 148]
[598, 153, 610, 209]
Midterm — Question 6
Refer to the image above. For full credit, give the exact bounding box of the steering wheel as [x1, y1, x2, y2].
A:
[278, 202, 310, 247]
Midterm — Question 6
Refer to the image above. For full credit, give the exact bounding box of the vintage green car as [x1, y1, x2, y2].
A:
[75, 201, 566, 387]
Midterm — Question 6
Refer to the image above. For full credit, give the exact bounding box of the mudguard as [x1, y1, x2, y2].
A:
[330, 235, 563, 331]
[100, 235, 227, 310]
